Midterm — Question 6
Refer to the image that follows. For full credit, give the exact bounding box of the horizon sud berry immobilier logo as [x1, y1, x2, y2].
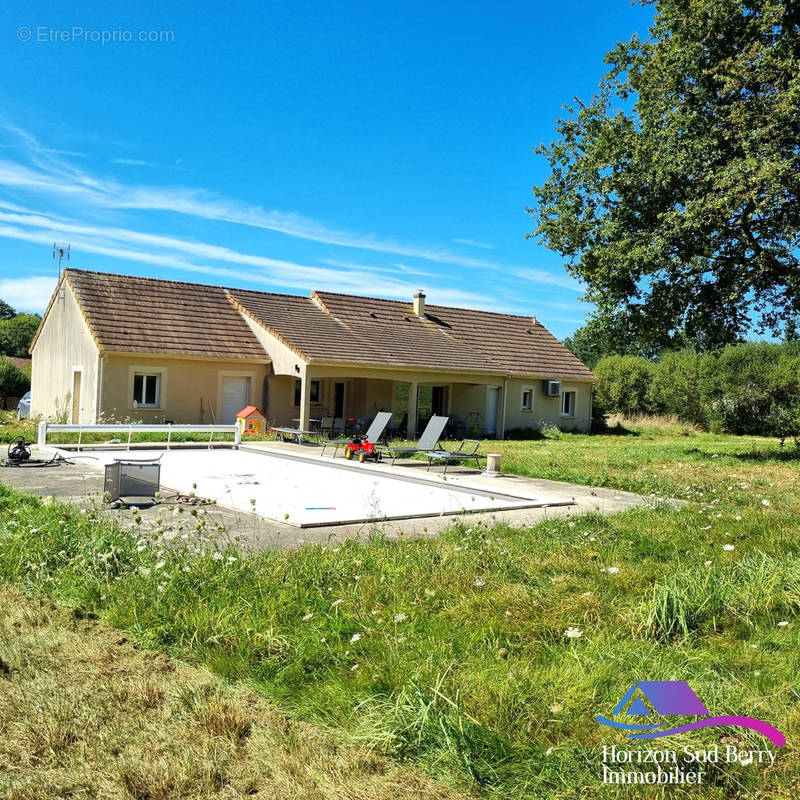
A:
[595, 681, 786, 787]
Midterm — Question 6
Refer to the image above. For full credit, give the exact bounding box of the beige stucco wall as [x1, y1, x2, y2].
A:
[100, 355, 269, 424]
[266, 374, 328, 427]
[239, 313, 303, 375]
[504, 378, 593, 433]
[30, 281, 100, 423]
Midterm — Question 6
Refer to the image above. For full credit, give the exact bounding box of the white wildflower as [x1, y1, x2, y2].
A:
[350, 632, 362, 643]
[331, 598, 343, 608]
[473, 578, 486, 587]
[777, 621, 789, 627]
[393, 612, 407, 624]
[211, 551, 223, 561]
[722, 544, 735, 551]
[564, 626, 583, 639]
[302, 612, 314, 622]
[761, 499, 771, 507]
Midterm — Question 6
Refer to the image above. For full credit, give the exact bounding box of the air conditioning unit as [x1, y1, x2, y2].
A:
[542, 380, 562, 397]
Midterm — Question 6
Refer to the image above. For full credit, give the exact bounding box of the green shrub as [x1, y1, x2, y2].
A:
[0, 357, 29, 405]
[592, 355, 655, 416]
[648, 350, 705, 424]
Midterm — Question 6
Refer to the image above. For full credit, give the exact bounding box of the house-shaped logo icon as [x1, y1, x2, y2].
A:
[612, 681, 709, 717]
[596, 680, 785, 746]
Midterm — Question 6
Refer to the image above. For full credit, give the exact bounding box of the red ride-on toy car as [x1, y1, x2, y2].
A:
[343, 434, 382, 463]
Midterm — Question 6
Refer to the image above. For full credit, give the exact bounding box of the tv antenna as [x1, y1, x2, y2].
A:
[53, 242, 70, 277]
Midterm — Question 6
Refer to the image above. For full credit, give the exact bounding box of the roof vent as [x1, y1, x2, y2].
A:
[413, 290, 426, 318]
[531, 315, 538, 326]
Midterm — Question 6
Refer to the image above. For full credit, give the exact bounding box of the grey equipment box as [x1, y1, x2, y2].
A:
[104, 460, 161, 503]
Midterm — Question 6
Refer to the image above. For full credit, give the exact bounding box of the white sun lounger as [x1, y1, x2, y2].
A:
[378, 415, 449, 465]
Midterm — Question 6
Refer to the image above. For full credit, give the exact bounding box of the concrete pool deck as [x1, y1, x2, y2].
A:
[0, 442, 653, 550]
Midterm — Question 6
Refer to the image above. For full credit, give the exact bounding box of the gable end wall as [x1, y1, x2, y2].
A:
[30, 282, 100, 422]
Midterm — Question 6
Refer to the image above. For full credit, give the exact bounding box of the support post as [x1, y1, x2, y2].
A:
[406, 381, 418, 439]
[38, 420, 47, 448]
[499, 376, 509, 439]
[299, 373, 311, 432]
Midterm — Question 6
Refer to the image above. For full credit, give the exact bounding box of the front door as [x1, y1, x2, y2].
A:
[431, 385, 448, 416]
[334, 382, 345, 417]
[486, 386, 499, 436]
[71, 370, 82, 424]
[221, 377, 250, 423]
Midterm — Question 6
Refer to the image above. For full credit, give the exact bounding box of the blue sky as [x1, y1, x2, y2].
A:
[0, 1, 655, 338]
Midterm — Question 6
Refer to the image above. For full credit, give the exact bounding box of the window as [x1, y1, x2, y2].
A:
[133, 373, 160, 408]
[294, 379, 321, 406]
[521, 388, 533, 411]
[561, 390, 576, 418]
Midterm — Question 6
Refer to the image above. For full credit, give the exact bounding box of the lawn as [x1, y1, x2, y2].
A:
[0, 585, 457, 800]
[0, 421, 798, 798]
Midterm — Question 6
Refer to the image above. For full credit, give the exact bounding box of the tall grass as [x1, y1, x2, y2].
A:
[1, 428, 799, 797]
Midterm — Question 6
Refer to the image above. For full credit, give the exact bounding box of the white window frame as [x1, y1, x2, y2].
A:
[561, 389, 577, 418]
[521, 386, 534, 412]
[132, 372, 161, 409]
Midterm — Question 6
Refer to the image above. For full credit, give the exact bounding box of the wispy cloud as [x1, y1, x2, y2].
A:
[110, 158, 158, 167]
[0, 120, 589, 327]
[0, 275, 58, 312]
[452, 237, 494, 250]
[0, 121, 581, 291]
[0, 207, 508, 313]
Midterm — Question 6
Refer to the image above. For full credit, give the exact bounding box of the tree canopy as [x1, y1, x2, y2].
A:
[530, 0, 800, 347]
[0, 310, 41, 358]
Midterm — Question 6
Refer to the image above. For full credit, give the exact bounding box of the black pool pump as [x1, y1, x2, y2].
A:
[6, 437, 31, 464]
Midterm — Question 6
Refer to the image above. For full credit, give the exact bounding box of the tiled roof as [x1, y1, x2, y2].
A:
[58, 269, 593, 379]
[316, 292, 594, 380]
[64, 270, 269, 361]
[4, 357, 31, 371]
[231, 288, 595, 380]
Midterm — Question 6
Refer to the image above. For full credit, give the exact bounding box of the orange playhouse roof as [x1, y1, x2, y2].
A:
[237, 405, 264, 418]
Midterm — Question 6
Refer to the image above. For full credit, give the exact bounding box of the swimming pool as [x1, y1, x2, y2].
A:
[64, 446, 567, 527]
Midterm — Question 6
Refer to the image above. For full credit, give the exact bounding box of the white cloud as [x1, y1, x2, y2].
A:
[0, 276, 57, 313]
[110, 158, 157, 167]
[452, 237, 494, 250]
[0, 122, 581, 290]
[0, 210, 508, 313]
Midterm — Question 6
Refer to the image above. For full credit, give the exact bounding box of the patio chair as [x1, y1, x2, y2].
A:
[378, 415, 449, 466]
[321, 411, 393, 457]
[320, 416, 334, 438]
[425, 439, 484, 475]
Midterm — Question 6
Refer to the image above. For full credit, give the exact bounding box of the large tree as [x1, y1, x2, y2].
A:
[0, 313, 41, 358]
[530, 0, 800, 347]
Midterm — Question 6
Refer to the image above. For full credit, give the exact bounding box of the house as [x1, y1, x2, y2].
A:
[30, 269, 595, 435]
